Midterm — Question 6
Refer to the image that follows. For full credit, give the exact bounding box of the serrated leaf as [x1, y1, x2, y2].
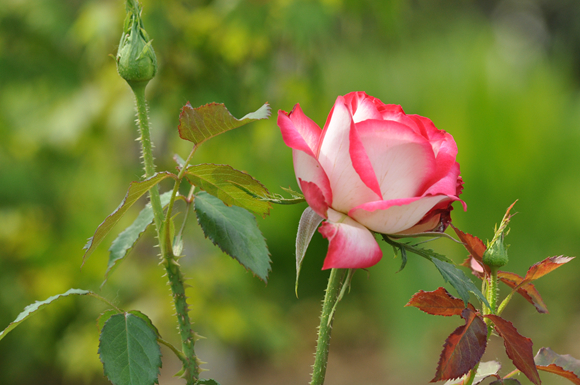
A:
[485, 315, 541, 385]
[521, 256, 575, 285]
[445, 360, 502, 385]
[535, 347, 580, 385]
[104, 191, 173, 286]
[498, 271, 548, 313]
[178, 101, 271, 146]
[128, 310, 161, 338]
[432, 308, 488, 382]
[295, 207, 324, 295]
[198, 380, 221, 385]
[0, 289, 91, 341]
[406, 287, 475, 316]
[97, 309, 120, 332]
[452, 225, 489, 276]
[99, 313, 162, 385]
[194, 192, 271, 282]
[185, 163, 271, 217]
[430, 258, 489, 307]
[83, 172, 176, 266]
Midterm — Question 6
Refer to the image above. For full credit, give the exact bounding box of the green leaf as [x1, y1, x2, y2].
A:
[127, 310, 161, 338]
[234, 185, 306, 205]
[185, 163, 271, 217]
[194, 192, 271, 282]
[83, 172, 176, 266]
[97, 309, 120, 332]
[103, 191, 173, 286]
[0, 289, 91, 341]
[295, 207, 324, 295]
[99, 313, 162, 385]
[198, 380, 221, 385]
[431, 258, 489, 307]
[178, 101, 271, 146]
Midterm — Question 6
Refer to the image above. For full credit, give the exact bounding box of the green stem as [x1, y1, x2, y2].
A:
[463, 362, 479, 385]
[131, 83, 199, 384]
[311, 268, 345, 385]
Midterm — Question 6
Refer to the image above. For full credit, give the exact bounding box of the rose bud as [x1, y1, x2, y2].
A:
[116, 0, 157, 88]
[278, 92, 465, 269]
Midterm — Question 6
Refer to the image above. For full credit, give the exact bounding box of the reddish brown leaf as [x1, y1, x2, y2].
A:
[406, 287, 476, 316]
[452, 225, 489, 276]
[535, 347, 580, 385]
[497, 271, 548, 314]
[485, 315, 541, 385]
[522, 256, 575, 285]
[431, 308, 488, 382]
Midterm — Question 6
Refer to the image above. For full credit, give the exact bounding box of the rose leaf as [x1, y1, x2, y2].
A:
[497, 271, 548, 313]
[535, 347, 580, 385]
[194, 192, 271, 282]
[185, 163, 271, 217]
[406, 287, 476, 317]
[178, 101, 270, 146]
[432, 308, 488, 382]
[485, 315, 541, 385]
[98, 313, 162, 385]
[82, 172, 177, 266]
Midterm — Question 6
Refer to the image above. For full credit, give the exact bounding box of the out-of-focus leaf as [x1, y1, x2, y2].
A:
[498, 271, 548, 313]
[295, 207, 324, 295]
[104, 191, 173, 286]
[98, 313, 162, 385]
[82, 172, 176, 266]
[485, 315, 541, 385]
[0, 289, 91, 341]
[430, 258, 489, 307]
[178, 101, 271, 146]
[185, 163, 271, 217]
[444, 360, 501, 385]
[452, 225, 489, 275]
[198, 380, 221, 385]
[521, 256, 575, 285]
[406, 287, 475, 316]
[432, 308, 488, 382]
[97, 309, 120, 332]
[535, 347, 580, 385]
[194, 192, 271, 282]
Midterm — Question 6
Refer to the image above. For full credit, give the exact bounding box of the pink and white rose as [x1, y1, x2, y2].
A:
[278, 91, 465, 269]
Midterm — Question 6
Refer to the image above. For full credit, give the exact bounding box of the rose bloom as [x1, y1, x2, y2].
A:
[278, 92, 465, 269]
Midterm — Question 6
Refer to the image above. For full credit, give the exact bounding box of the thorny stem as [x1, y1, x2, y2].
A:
[131, 82, 199, 383]
[465, 267, 500, 385]
[311, 268, 346, 385]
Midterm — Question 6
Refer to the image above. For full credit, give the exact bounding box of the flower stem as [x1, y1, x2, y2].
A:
[311, 268, 345, 385]
[131, 83, 199, 383]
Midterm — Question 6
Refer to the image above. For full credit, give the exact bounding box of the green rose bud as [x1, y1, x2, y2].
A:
[482, 233, 509, 268]
[116, 0, 157, 88]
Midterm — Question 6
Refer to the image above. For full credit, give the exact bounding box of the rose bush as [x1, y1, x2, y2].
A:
[278, 91, 465, 269]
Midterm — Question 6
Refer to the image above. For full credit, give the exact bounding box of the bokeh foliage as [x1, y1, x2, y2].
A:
[1, 0, 580, 384]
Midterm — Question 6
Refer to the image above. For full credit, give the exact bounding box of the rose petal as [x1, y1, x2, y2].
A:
[349, 195, 452, 234]
[355, 119, 436, 200]
[343, 91, 383, 122]
[292, 149, 333, 207]
[299, 178, 330, 218]
[318, 96, 381, 213]
[278, 109, 318, 157]
[319, 208, 383, 269]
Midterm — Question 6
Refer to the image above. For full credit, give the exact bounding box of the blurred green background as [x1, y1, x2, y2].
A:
[1, 0, 580, 384]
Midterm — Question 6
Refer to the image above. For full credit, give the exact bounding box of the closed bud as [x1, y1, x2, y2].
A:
[116, 0, 157, 88]
[483, 233, 509, 268]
